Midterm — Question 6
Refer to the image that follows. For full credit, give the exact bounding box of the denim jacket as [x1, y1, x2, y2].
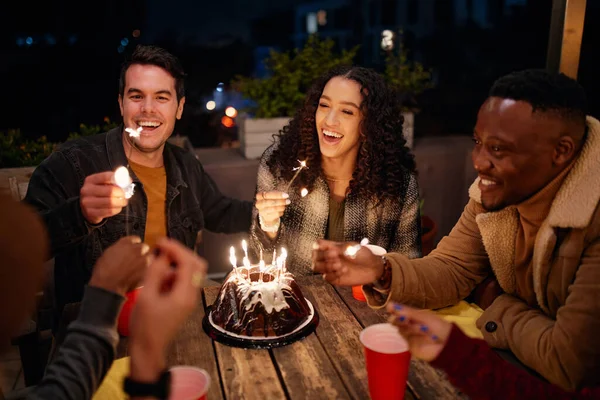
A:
[25, 127, 252, 311]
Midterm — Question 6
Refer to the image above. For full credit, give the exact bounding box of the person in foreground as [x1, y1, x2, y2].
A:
[387, 303, 600, 399]
[313, 69, 600, 390]
[25, 44, 251, 315]
[0, 193, 206, 399]
[251, 65, 421, 274]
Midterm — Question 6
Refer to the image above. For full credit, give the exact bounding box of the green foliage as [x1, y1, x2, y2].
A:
[0, 118, 119, 168]
[0, 130, 57, 168]
[67, 118, 119, 141]
[231, 35, 359, 118]
[383, 31, 433, 106]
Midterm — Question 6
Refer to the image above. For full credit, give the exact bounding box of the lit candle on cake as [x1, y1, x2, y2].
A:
[281, 248, 288, 273]
[272, 249, 277, 267]
[241, 240, 251, 268]
[259, 249, 265, 282]
[284, 160, 307, 192]
[229, 246, 240, 279]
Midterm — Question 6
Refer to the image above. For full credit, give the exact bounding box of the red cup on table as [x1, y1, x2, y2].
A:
[352, 244, 387, 302]
[169, 366, 211, 400]
[360, 323, 411, 400]
[117, 286, 142, 337]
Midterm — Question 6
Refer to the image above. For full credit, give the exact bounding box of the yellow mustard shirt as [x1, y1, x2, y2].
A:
[128, 160, 167, 248]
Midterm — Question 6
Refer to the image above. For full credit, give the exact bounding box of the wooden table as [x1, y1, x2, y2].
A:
[118, 276, 466, 399]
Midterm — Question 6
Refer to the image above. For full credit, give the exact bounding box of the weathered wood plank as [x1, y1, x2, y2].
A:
[335, 285, 467, 400]
[165, 288, 224, 400]
[205, 287, 286, 400]
[296, 277, 373, 400]
[272, 333, 351, 400]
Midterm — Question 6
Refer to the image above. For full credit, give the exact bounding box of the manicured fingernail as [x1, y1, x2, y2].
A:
[420, 325, 428, 332]
[312, 242, 319, 250]
[286, 199, 291, 205]
[393, 304, 403, 311]
[282, 193, 289, 198]
[398, 316, 406, 322]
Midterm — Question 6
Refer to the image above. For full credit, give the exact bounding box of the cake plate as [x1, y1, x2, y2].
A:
[202, 299, 319, 349]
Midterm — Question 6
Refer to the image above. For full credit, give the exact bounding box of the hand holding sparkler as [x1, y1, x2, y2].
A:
[255, 191, 290, 234]
[80, 171, 130, 225]
[311, 239, 384, 287]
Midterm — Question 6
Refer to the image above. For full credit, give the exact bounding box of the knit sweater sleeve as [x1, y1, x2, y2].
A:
[28, 286, 123, 400]
[430, 324, 596, 400]
[249, 145, 284, 257]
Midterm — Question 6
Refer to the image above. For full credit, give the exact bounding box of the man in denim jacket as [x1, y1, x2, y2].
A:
[25, 45, 252, 315]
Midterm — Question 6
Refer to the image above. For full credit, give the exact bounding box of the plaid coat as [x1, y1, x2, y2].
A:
[249, 145, 422, 275]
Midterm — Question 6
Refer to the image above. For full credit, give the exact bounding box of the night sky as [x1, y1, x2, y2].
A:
[2, 0, 598, 145]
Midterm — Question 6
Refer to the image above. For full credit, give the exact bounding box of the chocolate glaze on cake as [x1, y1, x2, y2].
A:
[211, 266, 311, 337]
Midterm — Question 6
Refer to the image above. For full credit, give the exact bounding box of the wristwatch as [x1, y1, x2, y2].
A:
[123, 370, 171, 399]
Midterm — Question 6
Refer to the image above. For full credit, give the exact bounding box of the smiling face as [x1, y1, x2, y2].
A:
[315, 76, 363, 161]
[472, 97, 574, 211]
[118, 64, 185, 155]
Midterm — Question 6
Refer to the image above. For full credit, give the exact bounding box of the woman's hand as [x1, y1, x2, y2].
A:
[386, 303, 452, 362]
[255, 191, 290, 232]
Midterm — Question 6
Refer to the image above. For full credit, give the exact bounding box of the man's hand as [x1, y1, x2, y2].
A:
[312, 239, 384, 286]
[80, 171, 129, 224]
[129, 238, 207, 383]
[88, 236, 150, 296]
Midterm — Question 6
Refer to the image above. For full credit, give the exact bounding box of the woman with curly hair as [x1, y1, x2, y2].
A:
[250, 65, 421, 275]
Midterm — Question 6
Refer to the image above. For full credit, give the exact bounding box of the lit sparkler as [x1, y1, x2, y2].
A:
[284, 160, 307, 193]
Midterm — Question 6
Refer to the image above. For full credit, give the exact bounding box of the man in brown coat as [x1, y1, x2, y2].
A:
[312, 69, 600, 391]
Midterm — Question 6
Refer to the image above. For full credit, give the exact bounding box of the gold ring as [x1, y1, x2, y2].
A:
[191, 271, 204, 288]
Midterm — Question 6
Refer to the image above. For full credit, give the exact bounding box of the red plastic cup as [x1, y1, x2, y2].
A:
[117, 286, 142, 337]
[352, 245, 387, 302]
[169, 366, 211, 400]
[360, 323, 411, 400]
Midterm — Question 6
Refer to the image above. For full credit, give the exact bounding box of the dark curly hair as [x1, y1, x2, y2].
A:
[119, 45, 187, 102]
[267, 65, 417, 203]
[489, 69, 587, 128]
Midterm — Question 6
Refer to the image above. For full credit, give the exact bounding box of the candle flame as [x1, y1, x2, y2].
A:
[360, 238, 369, 246]
[301, 188, 308, 197]
[114, 166, 132, 189]
[300, 160, 306, 167]
[229, 246, 237, 268]
[242, 240, 248, 252]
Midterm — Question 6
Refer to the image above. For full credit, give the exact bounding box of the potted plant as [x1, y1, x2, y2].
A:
[231, 35, 359, 159]
[382, 30, 434, 149]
